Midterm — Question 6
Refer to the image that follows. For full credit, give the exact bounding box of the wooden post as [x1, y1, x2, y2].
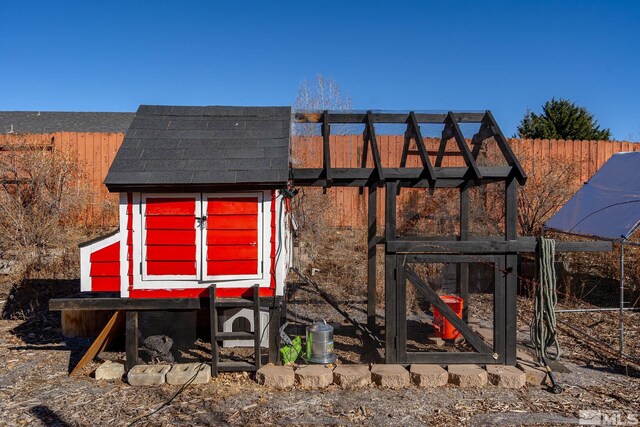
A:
[367, 184, 377, 334]
[457, 184, 470, 322]
[384, 181, 397, 363]
[268, 301, 281, 364]
[209, 285, 219, 376]
[253, 285, 261, 370]
[504, 178, 518, 365]
[125, 311, 138, 371]
[396, 256, 407, 363]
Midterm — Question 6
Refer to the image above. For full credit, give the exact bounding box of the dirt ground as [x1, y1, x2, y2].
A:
[1, 277, 639, 426]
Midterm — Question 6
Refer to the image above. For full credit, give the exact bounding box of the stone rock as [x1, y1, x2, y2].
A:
[166, 363, 210, 385]
[427, 334, 446, 347]
[295, 365, 333, 388]
[127, 365, 170, 386]
[95, 360, 124, 381]
[370, 364, 410, 388]
[517, 361, 547, 386]
[486, 365, 526, 388]
[333, 365, 371, 389]
[256, 364, 295, 389]
[410, 364, 448, 387]
[447, 365, 487, 387]
[516, 349, 535, 362]
[141, 335, 174, 363]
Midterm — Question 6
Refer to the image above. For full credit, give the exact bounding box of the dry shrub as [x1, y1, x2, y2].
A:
[292, 187, 367, 300]
[518, 151, 581, 236]
[0, 133, 94, 281]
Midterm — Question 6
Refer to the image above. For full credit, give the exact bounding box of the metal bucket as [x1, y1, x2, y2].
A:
[305, 320, 335, 364]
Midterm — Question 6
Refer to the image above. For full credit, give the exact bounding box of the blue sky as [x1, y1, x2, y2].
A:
[1, 1, 639, 140]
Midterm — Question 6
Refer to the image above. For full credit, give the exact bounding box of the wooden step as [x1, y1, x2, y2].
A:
[215, 331, 254, 340]
[217, 361, 257, 372]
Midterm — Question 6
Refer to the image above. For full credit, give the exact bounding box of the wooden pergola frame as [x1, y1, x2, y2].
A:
[292, 110, 610, 365]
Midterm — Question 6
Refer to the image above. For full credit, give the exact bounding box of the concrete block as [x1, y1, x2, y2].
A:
[486, 365, 526, 389]
[333, 365, 371, 389]
[127, 365, 170, 386]
[410, 364, 448, 387]
[95, 360, 124, 381]
[295, 365, 333, 388]
[370, 364, 410, 388]
[447, 365, 487, 388]
[166, 363, 210, 385]
[517, 361, 547, 386]
[256, 364, 295, 389]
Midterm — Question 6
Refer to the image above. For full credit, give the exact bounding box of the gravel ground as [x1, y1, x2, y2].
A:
[1, 285, 639, 427]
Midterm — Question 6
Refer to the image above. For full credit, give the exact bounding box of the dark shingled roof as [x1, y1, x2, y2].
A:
[0, 111, 134, 134]
[104, 105, 291, 190]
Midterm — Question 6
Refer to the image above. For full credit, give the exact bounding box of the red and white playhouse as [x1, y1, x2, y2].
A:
[79, 105, 292, 300]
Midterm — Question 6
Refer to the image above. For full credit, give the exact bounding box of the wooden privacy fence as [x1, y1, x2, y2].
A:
[6, 132, 637, 228]
[291, 136, 640, 228]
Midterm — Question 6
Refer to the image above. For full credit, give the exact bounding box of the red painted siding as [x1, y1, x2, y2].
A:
[129, 287, 275, 299]
[206, 196, 259, 276]
[144, 197, 197, 277]
[89, 242, 120, 292]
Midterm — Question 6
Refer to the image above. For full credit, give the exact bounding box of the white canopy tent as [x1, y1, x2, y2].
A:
[545, 151, 640, 354]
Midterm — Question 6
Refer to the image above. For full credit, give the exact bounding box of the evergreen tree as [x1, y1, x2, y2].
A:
[517, 98, 611, 140]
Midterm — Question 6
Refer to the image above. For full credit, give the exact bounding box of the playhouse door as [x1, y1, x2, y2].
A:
[142, 194, 201, 280]
[202, 193, 263, 281]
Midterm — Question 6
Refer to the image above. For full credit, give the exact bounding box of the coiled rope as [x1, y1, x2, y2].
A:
[530, 236, 562, 362]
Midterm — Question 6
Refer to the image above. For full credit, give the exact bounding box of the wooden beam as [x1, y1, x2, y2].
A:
[322, 110, 332, 186]
[125, 311, 138, 371]
[408, 111, 436, 184]
[49, 296, 280, 311]
[504, 178, 518, 365]
[384, 181, 398, 362]
[405, 267, 493, 354]
[210, 284, 219, 376]
[434, 123, 452, 168]
[399, 131, 411, 168]
[292, 111, 486, 124]
[484, 111, 527, 185]
[367, 184, 378, 334]
[69, 311, 125, 376]
[291, 166, 514, 185]
[387, 239, 613, 254]
[447, 112, 482, 180]
[406, 351, 498, 364]
[458, 184, 470, 322]
[365, 111, 384, 181]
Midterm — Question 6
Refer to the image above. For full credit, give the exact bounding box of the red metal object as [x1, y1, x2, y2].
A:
[432, 295, 464, 340]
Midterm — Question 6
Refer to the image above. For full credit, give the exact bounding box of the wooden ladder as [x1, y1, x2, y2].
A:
[209, 284, 262, 376]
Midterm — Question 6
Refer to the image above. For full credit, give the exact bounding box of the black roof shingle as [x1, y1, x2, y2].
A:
[104, 105, 291, 190]
[0, 111, 134, 133]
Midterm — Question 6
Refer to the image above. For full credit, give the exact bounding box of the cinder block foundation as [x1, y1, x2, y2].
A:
[127, 365, 170, 386]
[166, 363, 211, 385]
[447, 364, 488, 388]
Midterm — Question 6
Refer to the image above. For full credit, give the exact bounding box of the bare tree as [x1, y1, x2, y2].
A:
[293, 75, 353, 136]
